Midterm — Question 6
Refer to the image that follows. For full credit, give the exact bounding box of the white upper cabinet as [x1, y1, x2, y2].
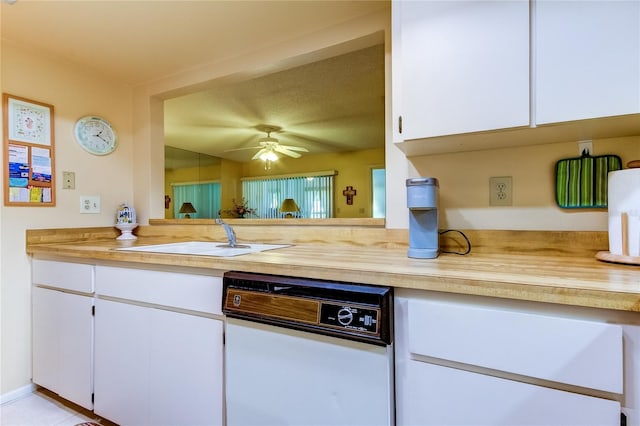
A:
[535, 0, 640, 124]
[394, 0, 530, 140]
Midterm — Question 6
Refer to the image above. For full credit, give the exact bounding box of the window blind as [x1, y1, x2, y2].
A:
[172, 182, 221, 219]
[242, 174, 334, 218]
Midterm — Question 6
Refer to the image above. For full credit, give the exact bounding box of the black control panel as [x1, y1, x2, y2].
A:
[223, 271, 393, 346]
[320, 303, 379, 334]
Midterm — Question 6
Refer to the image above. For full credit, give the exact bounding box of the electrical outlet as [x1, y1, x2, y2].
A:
[490, 176, 512, 206]
[62, 171, 75, 189]
[80, 196, 101, 213]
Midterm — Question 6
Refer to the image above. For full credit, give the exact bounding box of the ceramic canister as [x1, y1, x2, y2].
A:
[608, 168, 640, 256]
[116, 203, 137, 225]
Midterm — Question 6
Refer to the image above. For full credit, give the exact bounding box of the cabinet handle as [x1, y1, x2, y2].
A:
[398, 115, 403, 134]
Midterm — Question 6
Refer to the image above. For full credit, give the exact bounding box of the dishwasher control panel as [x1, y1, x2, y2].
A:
[320, 303, 379, 334]
[222, 271, 393, 346]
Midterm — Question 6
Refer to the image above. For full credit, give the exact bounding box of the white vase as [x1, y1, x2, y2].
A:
[116, 223, 138, 240]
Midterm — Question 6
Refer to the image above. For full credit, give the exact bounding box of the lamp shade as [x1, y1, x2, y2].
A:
[280, 198, 299, 218]
[179, 202, 197, 218]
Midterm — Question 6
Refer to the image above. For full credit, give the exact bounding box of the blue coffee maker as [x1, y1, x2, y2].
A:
[406, 177, 439, 259]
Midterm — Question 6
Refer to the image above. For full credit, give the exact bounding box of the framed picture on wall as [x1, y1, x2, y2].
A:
[3, 93, 56, 206]
[6, 95, 52, 146]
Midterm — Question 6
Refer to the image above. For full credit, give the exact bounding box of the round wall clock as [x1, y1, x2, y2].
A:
[74, 115, 117, 155]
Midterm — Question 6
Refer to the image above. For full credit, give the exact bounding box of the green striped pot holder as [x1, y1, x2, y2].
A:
[555, 153, 622, 208]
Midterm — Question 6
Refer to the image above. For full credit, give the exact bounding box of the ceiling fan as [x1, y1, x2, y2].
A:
[225, 125, 309, 168]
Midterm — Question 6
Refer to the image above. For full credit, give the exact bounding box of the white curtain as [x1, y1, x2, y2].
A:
[172, 182, 221, 218]
[242, 175, 334, 218]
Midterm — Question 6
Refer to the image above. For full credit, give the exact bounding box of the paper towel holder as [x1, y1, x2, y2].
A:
[595, 160, 640, 265]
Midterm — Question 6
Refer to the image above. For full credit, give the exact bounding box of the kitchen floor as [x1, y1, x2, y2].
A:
[1, 388, 115, 426]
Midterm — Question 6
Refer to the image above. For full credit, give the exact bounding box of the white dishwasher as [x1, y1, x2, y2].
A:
[222, 271, 394, 426]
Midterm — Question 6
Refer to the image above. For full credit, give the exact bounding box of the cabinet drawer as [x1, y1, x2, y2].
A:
[403, 361, 620, 426]
[32, 259, 94, 293]
[408, 299, 622, 393]
[95, 265, 222, 315]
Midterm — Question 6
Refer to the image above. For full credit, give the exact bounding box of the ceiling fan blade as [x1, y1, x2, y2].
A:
[283, 131, 345, 151]
[279, 145, 309, 152]
[224, 146, 261, 152]
[275, 146, 303, 158]
[252, 148, 269, 160]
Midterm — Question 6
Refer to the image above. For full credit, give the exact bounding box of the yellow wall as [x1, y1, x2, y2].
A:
[409, 136, 639, 231]
[239, 148, 385, 218]
[165, 148, 384, 218]
[1, 39, 134, 396]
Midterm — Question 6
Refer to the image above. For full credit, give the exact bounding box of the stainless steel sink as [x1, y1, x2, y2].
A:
[115, 241, 290, 257]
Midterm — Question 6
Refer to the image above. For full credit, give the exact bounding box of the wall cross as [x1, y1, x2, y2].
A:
[342, 186, 357, 205]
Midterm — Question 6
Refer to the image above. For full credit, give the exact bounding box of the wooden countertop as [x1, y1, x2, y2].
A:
[26, 224, 640, 313]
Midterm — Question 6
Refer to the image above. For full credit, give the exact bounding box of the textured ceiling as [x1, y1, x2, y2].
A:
[1, 1, 388, 166]
[164, 44, 385, 164]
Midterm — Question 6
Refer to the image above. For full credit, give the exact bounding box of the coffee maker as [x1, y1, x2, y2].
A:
[406, 177, 439, 259]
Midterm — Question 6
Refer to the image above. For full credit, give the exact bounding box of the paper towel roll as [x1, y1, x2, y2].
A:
[608, 168, 640, 256]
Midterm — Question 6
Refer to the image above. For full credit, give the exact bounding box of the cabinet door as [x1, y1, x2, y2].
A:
[94, 298, 149, 426]
[396, 0, 530, 139]
[32, 287, 59, 393]
[401, 361, 620, 426]
[536, 0, 640, 124]
[32, 287, 94, 410]
[148, 307, 223, 426]
[94, 298, 223, 426]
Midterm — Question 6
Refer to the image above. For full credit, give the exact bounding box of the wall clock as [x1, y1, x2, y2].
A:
[74, 116, 117, 155]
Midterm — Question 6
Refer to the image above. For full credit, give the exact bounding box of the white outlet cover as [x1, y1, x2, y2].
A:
[80, 196, 101, 213]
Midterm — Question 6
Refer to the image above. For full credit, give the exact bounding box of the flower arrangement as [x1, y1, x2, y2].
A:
[222, 198, 257, 218]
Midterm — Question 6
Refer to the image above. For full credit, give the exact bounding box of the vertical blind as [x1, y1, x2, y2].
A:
[242, 174, 334, 218]
[372, 168, 386, 218]
[172, 182, 221, 218]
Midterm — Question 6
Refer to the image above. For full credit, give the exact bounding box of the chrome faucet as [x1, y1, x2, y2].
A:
[215, 218, 248, 248]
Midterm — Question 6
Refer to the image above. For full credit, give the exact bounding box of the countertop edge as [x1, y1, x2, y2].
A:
[26, 228, 640, 313]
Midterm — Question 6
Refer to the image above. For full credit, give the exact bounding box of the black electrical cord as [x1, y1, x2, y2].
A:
[439, 229, 472, 255]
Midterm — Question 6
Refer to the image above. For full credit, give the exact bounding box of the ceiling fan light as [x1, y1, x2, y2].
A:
[260, 151, 278, 162]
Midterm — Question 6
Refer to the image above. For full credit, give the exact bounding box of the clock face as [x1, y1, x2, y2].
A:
[74, 116, 117, 155]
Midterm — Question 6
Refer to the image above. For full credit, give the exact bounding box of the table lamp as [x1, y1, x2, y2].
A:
[280, 198, 299, 218]
[179, 202, 197, 218]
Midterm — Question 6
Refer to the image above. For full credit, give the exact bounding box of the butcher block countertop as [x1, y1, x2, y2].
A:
[26, 220, 640, 313]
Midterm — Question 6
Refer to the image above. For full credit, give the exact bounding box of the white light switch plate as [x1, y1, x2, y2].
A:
[80, 196, 101, 213]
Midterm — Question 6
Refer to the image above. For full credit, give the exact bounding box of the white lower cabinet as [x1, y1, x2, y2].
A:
[32, 286, 94, 410]
[395, 292, 625, 426]
[31, 259, 95, 410]
[405, 361, 619, 426]
[94, 298, 223, 426]
[93, 265, 224, 426]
